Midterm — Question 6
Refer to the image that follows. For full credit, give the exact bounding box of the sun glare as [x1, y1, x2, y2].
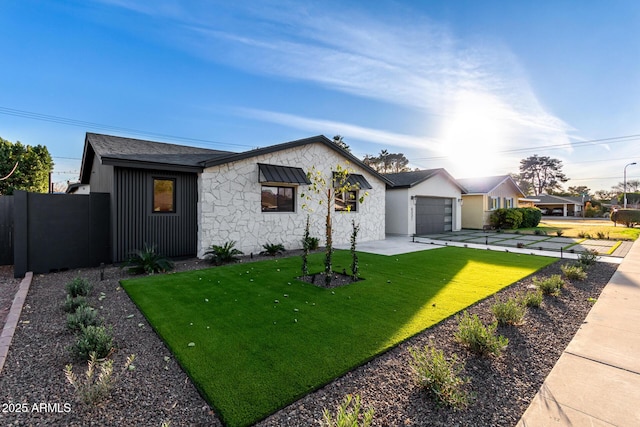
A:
[437, 90, 510, 177]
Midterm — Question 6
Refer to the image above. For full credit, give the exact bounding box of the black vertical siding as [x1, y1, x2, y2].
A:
[113, 168, 197, 262]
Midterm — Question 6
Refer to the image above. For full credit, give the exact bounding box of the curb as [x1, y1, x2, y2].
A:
[0, 272, 33, 375]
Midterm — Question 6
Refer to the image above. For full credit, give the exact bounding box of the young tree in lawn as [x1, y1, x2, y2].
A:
[301, 163, 368, 285]
[518, 155, 568, 195]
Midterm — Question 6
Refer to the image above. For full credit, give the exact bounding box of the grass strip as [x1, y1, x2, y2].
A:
[122, 247, 554, 426]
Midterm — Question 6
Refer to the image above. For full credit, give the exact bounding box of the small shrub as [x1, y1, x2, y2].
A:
[205, 241, 244, 265]
[561, 264, 587, 281]
[577, 231, 592, 239]
[533, 275, 564, 296]
[321, 394, 374, 427]
[578, 249, 599, 268]
[520, 289, 543, 308]
[124, 244, 174, 274]
[66, 277, 92, 298]
[491, 296, 526, 326]
[556, 229, 564, 237]
[63, 295, 89, 313]
[533, 229, 546, 236]
[408, 343, 470, 409]
[67, 305, 101, 331]
[454, 311, 508, 357]
[595, 230, 608, 240]
[303, 236, 320, 251]
[64, 352, 135, 405]
[70, 325, 115, 361]
[260, 243, 285, 256]
[516, 242, 525, 248]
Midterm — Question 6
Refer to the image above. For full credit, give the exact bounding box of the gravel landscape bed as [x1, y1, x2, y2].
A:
[0, 253, 616, 427]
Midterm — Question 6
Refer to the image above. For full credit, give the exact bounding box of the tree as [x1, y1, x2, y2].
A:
[566, 186, 591, 197]
[362, 150, 410, 173]
[594, 189, 616, 201]
[301, 163, 368, 285]
[332, 135, 351, 152]
[0, 136, 54, 195]
[518, 155, 568, 195]
[613, 179, 640, 193]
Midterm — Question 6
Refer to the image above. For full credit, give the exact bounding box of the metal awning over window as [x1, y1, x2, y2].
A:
[258, 163, 311, 184]
[333, 172, 372, 190]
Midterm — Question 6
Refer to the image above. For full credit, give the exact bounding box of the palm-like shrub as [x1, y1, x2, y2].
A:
[123, 244, 174, 274]
[205, 241, 244, 265]
[260, 243, 285, 256]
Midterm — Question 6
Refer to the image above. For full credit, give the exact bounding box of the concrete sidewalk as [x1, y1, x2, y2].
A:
[517, 238, 640, 426]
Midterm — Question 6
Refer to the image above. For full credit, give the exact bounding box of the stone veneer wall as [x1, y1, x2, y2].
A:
[197, 143, 386, 257]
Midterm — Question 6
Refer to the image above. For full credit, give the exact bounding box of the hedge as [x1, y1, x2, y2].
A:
[490, 207, 542, 229]
[611, 209, 640, 227]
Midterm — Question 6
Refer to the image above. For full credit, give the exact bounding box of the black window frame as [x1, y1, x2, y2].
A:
[152, 177, 177, 213]
[335, 189, 358, 212]
[261, 185, 295, 213]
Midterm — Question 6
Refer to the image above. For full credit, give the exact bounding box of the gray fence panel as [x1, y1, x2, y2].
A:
[0, 196, 14, 265]
[13, 191, 111, 277]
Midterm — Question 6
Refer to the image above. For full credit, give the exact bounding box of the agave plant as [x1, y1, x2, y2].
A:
[123, 244, 174, 274]
[205, 241, 244, 265]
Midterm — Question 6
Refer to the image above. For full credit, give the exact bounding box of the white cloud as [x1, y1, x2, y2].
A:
[96, 0, 576, 172]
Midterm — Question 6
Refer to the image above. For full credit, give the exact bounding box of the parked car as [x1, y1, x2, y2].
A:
[539, 208, 549, 215]
[551, 208, 564, 216]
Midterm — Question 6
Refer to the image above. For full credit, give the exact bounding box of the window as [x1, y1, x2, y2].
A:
[261, 186, 294, 212]
[489, 196, 500, 210]
[335, 190, 358, 212]
[153, 178, 175, 212]
[505, 197, 514, 208]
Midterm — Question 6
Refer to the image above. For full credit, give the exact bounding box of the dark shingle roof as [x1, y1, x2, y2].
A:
[384, 168, 466, 191]
[80, 133, 234, 181]
[87, 133, 232, 167]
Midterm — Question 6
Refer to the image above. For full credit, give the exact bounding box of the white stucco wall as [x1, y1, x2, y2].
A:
[386, 173, 462, 235]
[197, 143, 386, 256]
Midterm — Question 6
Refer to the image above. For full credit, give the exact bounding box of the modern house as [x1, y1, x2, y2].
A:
[384, 169, 466, 235]
[533, 194, 589, 216]
[79, 133, 390, 262]
[456, 175, 526, 229]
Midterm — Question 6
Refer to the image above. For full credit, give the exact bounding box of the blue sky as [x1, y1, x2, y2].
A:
[1, 0, 639, 192]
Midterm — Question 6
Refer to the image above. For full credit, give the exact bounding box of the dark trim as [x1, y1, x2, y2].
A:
[258, 163, 311, 184]
[102, 157, 204, 173]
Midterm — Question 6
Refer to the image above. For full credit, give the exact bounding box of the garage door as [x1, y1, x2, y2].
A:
[415, 197, 453, 234]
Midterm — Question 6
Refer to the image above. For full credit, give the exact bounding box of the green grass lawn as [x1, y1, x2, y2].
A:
[122, 247, 555, 427]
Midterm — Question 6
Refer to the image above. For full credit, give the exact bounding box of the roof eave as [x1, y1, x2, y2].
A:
[101, 157, 203, 173]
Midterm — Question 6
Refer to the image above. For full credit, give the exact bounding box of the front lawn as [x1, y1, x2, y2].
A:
[122, 247, 554, 427]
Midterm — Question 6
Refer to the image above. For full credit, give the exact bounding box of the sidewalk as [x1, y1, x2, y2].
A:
[517, 238, 640, 426]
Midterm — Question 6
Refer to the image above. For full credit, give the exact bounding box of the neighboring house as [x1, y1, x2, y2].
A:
[533, 194, 589, 217]
[384, 169, 465, 235]
[79, 133, 389, 262]
[65, 182, 90, 194]
[456, 175, 526, 229]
